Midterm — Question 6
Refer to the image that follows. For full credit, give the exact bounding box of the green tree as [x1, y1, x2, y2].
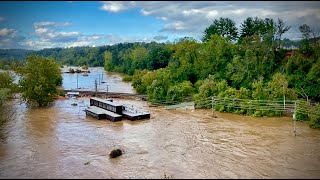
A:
[104, 51, 113, 71]
[166, 81, 194, 102]
[168, 38, 199, 83]
[131, 46, 149, 70]
[299, 24, 312, 54]
[266, 72, 297, 100]
[16, 55, 63, 107]
[0, 71, 16, 107]
[275, 18, 291, 49]
[202, 17, 238, 42]
[239, 17, 276, 44]
[146, 68, 172, 102]
[147, 44, 171, 70]
[131, 69, 149, 94]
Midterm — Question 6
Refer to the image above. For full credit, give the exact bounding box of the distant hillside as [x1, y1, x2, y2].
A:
[0, 42, 160, 67]
[282, 38, 301, 49]
[0, 49, 35, 60]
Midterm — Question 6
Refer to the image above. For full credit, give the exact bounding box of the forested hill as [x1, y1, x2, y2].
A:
[0, 38, 302, 67]
[0, 42, 167, 67]
[0, 49, 34, 60]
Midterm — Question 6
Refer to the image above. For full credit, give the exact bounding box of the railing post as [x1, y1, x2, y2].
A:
[293, 101, 297, 136]
[212, 96, 215, 117]
[283, 85, 286, 112]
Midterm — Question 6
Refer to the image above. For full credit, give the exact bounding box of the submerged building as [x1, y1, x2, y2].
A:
[84, 97, 150, 122]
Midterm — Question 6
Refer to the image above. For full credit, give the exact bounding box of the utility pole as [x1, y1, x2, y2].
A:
[98, 74, 101, 85]
[95, 78, 97, 97]
[106, 84, 109, 98]
[77, 73, 78, 89]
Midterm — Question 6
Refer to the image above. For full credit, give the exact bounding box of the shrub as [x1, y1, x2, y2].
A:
[309, 103, 320, 129]
[122, 75, 133, 82]
[69, 68, 75, 73]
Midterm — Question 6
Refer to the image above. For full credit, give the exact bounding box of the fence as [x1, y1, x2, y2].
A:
[151, 96, 320, 135]
[148, 96, 319, 120]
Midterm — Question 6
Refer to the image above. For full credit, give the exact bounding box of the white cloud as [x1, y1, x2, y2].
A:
[67, 34, 106, 47]
[141, 9, 152, 16]
[160, 21, 186, 32]
[20, 40, 55, 49]
[0, 28, 25, 49]
[33, 21, 71, 28]
[100, 1, 136, 13]
[35, 27, 49, 34]
[99, 1, 320, 41]
[5, 1, 320, 49]
[206, 10, 219, 19]
[32, 21, 79, 43]
[22, 19, 163, 49]
[153, 35, 168, 41]
[0, 28, 15, 36]
[105, 34, 155, 45]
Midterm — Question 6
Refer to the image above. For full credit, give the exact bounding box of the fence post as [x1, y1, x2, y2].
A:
[212, 96, 215, 117]
[283, 85, 286, 112]
[293, 101, 297, 136]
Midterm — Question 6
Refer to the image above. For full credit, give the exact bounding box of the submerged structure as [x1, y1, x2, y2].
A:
[84, 97, 150, 122]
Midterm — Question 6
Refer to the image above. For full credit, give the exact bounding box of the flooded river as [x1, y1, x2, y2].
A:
[61, 67, 134, 93]
[0, 67, 320, 178]
[0, 97, 320, 179]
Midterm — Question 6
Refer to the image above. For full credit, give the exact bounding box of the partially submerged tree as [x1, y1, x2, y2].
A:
[16, 55, 62, 107]
[0, 71, 17, 107]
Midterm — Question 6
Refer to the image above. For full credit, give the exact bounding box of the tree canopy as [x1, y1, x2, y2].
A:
[15, 55, 62, 107]
[202, 17, 238, 42]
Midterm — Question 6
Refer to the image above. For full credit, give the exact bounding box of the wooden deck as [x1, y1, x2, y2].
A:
[122, 106, 151, 120]
[84, 106, 122, 122]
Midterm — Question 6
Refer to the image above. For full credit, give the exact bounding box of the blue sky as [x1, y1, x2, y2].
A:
[0, 1, 319, 50]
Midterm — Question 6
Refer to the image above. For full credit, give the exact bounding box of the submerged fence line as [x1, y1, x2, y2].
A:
[147, 95, 320, 119]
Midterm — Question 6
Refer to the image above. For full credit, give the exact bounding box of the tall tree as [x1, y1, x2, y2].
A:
[299, 24, 311, 39]
[103, 51, 113, 71]
[299, 24, 312, 53]
[276, 18, 291, 49]
[239, 17, 276, 44]
[147, 44, 171, 70]
[239, 17, 258, 39]
[202, 17, 238, 42]
[0, 71, 16, 107]
[16, 55, 62, 107]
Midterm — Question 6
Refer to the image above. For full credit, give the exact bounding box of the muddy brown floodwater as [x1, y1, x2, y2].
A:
[0, 97, 320, 179]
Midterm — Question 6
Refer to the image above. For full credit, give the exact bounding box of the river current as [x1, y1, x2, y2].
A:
[0, 68, 319, 178]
